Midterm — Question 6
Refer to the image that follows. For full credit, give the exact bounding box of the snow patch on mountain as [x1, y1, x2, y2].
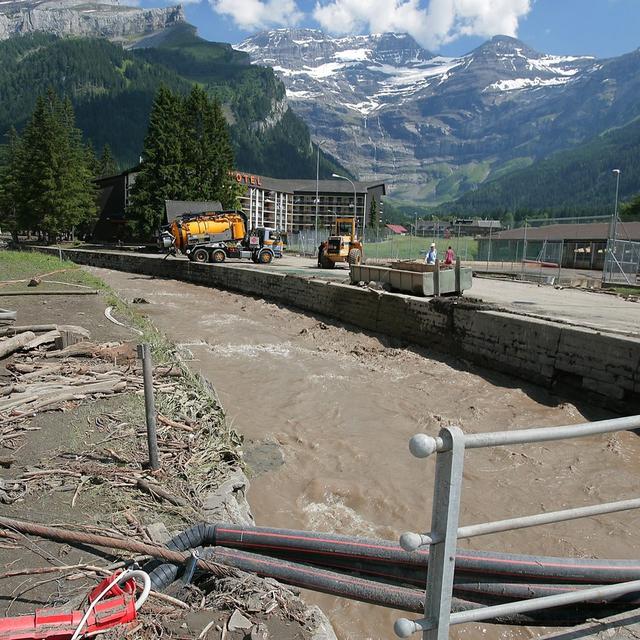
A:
[486, 76, 573, 92]
[335, 48, 371, 62]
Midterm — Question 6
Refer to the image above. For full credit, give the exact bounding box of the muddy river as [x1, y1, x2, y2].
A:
[94, 268, 640, 640]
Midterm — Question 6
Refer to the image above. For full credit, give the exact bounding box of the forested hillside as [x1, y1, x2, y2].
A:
[0, 27, 343, 179]
[438, 118, 640, 221]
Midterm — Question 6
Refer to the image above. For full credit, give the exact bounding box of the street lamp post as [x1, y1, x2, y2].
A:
[315, 140, 326, 247]
[612, 168, 621, 242]
[606, 168, 622, 283]
[331, 173, 360, 235]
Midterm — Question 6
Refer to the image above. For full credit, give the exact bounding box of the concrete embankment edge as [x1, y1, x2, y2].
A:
[38, 248, 640, 412]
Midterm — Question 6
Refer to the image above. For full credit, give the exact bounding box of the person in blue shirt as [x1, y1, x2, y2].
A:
[425, 243, 437, 265]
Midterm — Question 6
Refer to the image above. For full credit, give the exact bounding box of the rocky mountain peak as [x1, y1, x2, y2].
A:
[0, 0, 185, 42]
[236, 27, 617, 205]
[477, 34, 538, 57]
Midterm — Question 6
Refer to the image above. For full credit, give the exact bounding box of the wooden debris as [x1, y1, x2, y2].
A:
[0, 290, 99, 296]
[158, 414, 194, 433]
[23, 330, 61, 351]
[45, 342, 98, 358]
[0, 309, 17, 324]
[0, 324, 88, 338]
[0, 515, 233, 578]
[136, 478, 188, 508]
[0, 384, 25, 397]
[0, 456, 15, 468]
[0, 331, 36, 359]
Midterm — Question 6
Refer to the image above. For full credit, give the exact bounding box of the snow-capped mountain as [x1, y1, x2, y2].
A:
[236, 29, 640, 204]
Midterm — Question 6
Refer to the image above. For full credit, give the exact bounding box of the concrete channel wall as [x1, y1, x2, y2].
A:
[37, 247, 640, 412]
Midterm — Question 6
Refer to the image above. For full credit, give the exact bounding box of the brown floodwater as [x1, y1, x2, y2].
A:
[94, 267, 640, 640]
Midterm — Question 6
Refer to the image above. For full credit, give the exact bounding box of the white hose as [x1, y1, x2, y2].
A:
[104, 306, 144, 335]
[70, 569, 151, 640]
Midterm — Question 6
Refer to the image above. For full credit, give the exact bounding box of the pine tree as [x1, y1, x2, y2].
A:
[369, 199, 378, 230]
[129, 85, 238, 237]
[181, 86, 236, 206]
[129, 85, 185, 237]
[12, 91, 96, 240]
[0, 128, 22, 241]
[97, 144, 119, 178]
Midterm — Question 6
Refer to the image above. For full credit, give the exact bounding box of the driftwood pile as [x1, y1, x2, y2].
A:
[0, 323, 145, 446]
[0, 318, 240, 517]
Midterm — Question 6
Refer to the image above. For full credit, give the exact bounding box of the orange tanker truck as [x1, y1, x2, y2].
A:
[159, 210, 281, 264]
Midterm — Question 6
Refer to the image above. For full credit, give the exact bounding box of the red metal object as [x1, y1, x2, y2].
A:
[0, 572, 138, 639]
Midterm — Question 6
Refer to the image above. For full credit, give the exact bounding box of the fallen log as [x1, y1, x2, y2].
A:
[45, 342, 98, 358]
[0, 380, 127, 413]
[136, 478, 189, 508]
[0, 325, 57, 337]
[0, 515, 232, 578]
[0, 309, 17, 324]
[0, 290, 99, 296]
[0, 331, 36, 360]
[23, 330, 61, 351]
[0, 385, 25, 397]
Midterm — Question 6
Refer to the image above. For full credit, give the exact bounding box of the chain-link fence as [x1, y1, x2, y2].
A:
[474, 215, 615, 285]
[284, 228, 478, 262]
[603, 239, 640, 285]
[284, 216, 639, 287]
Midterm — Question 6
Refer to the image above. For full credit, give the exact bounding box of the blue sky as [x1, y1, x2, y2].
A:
[151, 0, 640, 58]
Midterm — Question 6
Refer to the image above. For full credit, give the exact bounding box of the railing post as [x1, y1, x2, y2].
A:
[422, 426, 465, 640]
[137, 343, 160, 471]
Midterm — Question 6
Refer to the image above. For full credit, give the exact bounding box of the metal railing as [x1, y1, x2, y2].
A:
[394, 415, 640, 639]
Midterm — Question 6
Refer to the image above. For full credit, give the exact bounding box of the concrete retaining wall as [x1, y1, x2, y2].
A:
[37, 247, 640, 411]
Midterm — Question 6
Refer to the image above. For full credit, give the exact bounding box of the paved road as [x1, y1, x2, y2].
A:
[469, 276, 640, 338]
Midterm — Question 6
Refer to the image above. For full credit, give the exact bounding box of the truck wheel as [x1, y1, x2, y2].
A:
[258, 249, 273, 264]
[211, 249, 226, 263]
[348, 248, 362, 265]
[192, 248, 209, 263]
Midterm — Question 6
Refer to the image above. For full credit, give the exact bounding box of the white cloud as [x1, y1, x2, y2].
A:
[212, 0, 303, 30]
[312, 0, 532, 50]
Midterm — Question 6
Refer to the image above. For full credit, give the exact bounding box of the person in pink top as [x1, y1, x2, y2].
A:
[444, 246, 455, 265]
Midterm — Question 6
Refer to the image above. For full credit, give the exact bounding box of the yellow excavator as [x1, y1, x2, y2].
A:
[318, 216, 363, 269]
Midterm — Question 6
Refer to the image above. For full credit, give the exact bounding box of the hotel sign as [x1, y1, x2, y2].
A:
[231, 171, 262, 187]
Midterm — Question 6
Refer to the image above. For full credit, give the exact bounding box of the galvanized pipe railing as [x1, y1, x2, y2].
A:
[394, 415, 640, 639]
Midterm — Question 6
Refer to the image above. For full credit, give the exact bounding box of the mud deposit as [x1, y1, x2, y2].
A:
[93, 268, 640, 640]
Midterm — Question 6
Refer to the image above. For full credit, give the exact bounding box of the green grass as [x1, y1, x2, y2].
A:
[364, 235, 478, 261]
[605, 285, 640, 296]
[0, 248, 182, 362]
[0, 249, 108, 291]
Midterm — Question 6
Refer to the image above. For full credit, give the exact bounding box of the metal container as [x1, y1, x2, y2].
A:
[350, 260, 472, 297]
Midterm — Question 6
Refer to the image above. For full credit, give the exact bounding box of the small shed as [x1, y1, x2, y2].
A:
[385, 224, 408, 235]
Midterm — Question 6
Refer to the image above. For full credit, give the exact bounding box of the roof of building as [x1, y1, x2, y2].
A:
[474, 220, 502, 228]
[386, 224, 408, 234]
[165, 200, 222, 223]
[488, 221, 640, 242]
[453, 219, 501, 226]
[258, 176, 386, 195]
